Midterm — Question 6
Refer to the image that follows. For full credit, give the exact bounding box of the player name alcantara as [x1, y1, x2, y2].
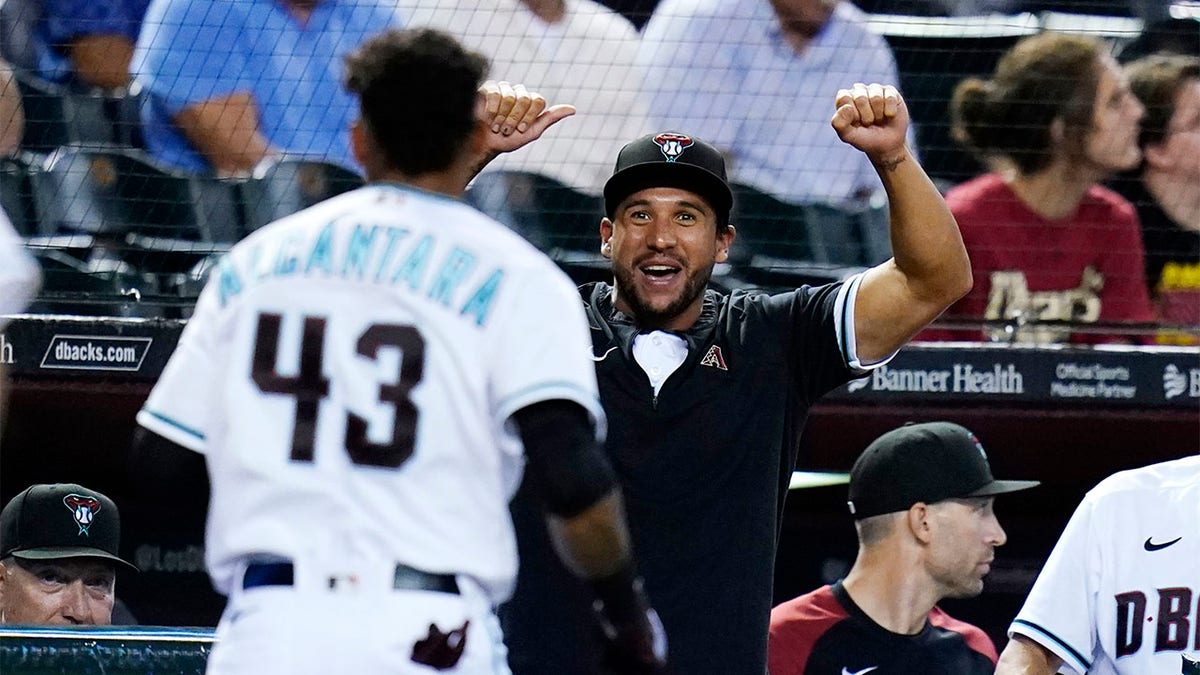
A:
[865, 364, 1024, 394]
[214, 223, 505, 327]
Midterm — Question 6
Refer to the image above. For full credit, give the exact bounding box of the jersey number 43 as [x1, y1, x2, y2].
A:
[251, 312, 424, 469]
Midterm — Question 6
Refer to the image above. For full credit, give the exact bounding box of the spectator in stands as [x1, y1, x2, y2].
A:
[131, 0, 404, 176]
[1110, 54, 1200, 344]
[0, 483, 137, 625]
[929, 32, 1154, 344]
[34, 0, 149, 89]
[636, 0, 909, 208]
[769, 421, 1038, 675]
[0, 59, 22, 154]
[398, 0, 649, 194]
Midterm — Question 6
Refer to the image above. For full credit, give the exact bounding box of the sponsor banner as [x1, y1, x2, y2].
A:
[1, 316, 184, 380]
[41, 335, 152, 372]
[829, 346, 1200, 409]
[2, 316, 1196, 406]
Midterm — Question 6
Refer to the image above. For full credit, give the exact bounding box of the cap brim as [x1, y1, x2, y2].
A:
[603, 162, 733, 218]
[13, 547, 139, 572]
[966, 479, 1041, 497]
[790, 471, 851, 490]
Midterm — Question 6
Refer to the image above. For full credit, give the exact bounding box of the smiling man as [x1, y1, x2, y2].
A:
[0, 483, 137, 625]
[768, 422, 1039, 675]
[481, 82, 974, 674]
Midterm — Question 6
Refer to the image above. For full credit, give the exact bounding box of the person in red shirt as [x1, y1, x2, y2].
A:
[922, 32, 1155, 345]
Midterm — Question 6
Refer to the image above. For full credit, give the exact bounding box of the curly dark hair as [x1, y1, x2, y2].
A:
[344, 28, 488, 176]
[951, 32, 1104, 175]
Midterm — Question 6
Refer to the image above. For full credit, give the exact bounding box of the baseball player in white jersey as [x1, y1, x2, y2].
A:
[136, 28, 666, 674]
[996, 455, 1200, 674]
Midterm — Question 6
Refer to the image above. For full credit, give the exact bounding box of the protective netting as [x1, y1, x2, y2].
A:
[1, 1, 1197, 344]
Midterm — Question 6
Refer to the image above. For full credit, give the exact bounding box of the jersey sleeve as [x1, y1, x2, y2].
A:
[1008, 493, 1100, 674]
[835, 272, 900, 372]
[772, 274, 896, 404]
[43, 0, 143, 46]
[136, 278, 226, 453]
[768, 588, 847, 675]
[488, 265, 604, 437]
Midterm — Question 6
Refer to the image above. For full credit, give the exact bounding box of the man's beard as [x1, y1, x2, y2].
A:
[612, 261, 713, 329]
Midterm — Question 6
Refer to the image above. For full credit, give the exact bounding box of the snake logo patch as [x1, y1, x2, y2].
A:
[653, 133, 694, 162]
[700, 345, 728, 371]
[63, 494, 102, 535]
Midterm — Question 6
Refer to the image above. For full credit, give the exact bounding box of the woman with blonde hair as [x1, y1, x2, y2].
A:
[926, 32, 1154, 344]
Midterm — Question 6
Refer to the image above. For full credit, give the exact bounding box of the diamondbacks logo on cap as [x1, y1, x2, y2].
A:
[63, 494, 102, 535]
[700, 344, 728, 371]
[653, 133, 694, 162]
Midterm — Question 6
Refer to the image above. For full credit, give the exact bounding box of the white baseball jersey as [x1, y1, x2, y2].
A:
[1009, 456, 1200, 674]
[138, 184, 604, 604]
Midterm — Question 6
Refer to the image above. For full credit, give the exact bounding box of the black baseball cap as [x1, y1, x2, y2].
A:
[603, 132, 734, 225]
[0, 483, 137, 571]
[847, 422, 1040, 520]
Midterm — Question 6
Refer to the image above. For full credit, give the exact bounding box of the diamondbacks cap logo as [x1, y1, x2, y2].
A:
[700, 345, 728, 371]
[63, 494, 102, 535]
[653, 133, 694, 162]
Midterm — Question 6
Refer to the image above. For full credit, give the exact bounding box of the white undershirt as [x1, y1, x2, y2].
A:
[632, 331, 688, 396]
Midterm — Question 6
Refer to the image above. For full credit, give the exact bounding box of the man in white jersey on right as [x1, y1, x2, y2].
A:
[996, 456, 1200, 674]
[135, 28, 666, 674]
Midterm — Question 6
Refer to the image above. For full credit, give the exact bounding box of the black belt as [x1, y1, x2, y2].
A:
[242, 561, 459, 595]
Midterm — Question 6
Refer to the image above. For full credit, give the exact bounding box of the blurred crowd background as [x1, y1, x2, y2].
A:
[1, 0, 1197, 347]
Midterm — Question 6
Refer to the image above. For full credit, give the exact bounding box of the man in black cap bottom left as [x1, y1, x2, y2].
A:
[0, 483, 137, 625]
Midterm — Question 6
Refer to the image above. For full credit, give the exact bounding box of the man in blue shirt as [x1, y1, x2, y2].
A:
[132, 0, 404, 175]
[33, 0, 149, 89]
[637, 0, 908, 209]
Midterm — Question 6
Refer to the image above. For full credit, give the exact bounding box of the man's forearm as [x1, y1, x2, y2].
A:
[70, 35, 135, 90]
[547, 490, 633, 579]
[873, 145, 971, 305]
[0, 59, 23, 154]
[995, 635, 1066, 675]
[175, 93, 275, 177]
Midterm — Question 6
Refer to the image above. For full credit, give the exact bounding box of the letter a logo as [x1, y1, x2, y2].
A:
[700, 345, 728, 371]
